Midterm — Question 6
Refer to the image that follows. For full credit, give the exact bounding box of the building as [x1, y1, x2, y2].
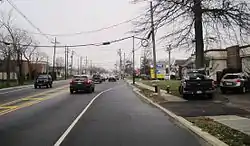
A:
[0, 60, 48, 80]
[178, 45, 250, 81]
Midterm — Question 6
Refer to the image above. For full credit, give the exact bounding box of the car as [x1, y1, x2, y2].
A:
[34, 74, 53, 89]
[115, 75, 119, 80]
[108, 76, 117, 82]
[179, 70, 216, 99]
[220, 73, 250, 94]
[92, 74, 102, 84]
[69, 75, 95, 94]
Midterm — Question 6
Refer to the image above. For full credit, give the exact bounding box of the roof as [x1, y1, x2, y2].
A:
[174, 59, 187, 66]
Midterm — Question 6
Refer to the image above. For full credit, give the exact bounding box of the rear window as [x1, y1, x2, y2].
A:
[223, 75, 240, 79]
[73, 75, 88, 81]
[93, 75, 100, 78]
[187, 73, 207, 80]
[37, 75, 48, 79]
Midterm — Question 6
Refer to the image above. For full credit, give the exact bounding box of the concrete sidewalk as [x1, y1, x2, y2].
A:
[209, 115, 250, 136]
[133, 81, 186, 102]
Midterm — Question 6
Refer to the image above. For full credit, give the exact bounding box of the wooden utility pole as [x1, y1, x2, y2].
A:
[85, 56, 88, 74]
[150, 1, 157, 80]
[132, 36, 135, 84]
[70, 50, 74, 75]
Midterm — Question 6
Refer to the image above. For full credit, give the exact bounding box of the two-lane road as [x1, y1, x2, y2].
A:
[0, 80, 70, 104]
[0, 81, 203, 146]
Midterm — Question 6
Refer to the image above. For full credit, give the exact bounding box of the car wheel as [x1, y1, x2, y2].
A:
[207, 94, 213, 99]
[50, 84, 52, 88]
[182, 94, 189, 99]
[70, 89, 74, 94]
[34, 85, 37, 89]
[92, 87, 95, 92]
[46, 84, 49, 88]
[240, 86, 246, 94]
[221, 88, 226, 94]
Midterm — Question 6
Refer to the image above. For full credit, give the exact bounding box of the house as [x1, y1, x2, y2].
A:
[179, 45, 250, 81]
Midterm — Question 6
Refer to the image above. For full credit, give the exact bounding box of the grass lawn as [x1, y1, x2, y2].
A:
[187, 117, 250, 146]
[140, 80, 181, 97]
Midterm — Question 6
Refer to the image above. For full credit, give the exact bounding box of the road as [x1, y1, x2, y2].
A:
[0, 80, 202, 146]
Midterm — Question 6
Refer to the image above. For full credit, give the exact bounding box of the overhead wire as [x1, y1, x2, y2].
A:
[27, 14, 144, 37]
[5, 0, 52, 41]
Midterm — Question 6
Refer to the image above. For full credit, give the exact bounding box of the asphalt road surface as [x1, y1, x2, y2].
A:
[0, 80, 70, 104]
[0, 80, 202, 146]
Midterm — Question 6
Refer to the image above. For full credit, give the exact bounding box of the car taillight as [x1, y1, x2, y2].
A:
[70, 80, 75, 84]
[236, 79, 241, 83]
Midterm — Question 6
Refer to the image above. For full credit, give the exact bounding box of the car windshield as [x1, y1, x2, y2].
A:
[223, 75, 240, 79]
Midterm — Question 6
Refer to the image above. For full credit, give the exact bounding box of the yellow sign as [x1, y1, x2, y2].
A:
[150, 69, 165, 79]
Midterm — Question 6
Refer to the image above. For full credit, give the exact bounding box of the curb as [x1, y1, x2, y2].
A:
[126, 81, 228, 146]
[0, 79, 70, 92]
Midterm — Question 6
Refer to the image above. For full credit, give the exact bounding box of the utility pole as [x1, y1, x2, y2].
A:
[46, 56, 49, 74]
[52, 37, 57, 76]
[132, 36, 135, 84]
[123, 52, 125, 78]
[70, 50, 74, 76]
[64, 46, 67, 79]
[66, 46, 69, 79]
[85, 56, 88, 74]
[166, 45, 172, 79]
[80, 56, 83, 74]
[150, 1, 157, 80]
[117, 49, 122, 79]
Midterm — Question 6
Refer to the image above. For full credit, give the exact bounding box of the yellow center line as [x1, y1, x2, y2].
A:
[0, 85, 68, 107]
[0, 89, 69, 116]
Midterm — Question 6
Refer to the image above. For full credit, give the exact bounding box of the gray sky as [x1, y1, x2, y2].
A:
[0, 0, 190, 69]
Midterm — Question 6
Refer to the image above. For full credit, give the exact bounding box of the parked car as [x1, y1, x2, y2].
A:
[220, 73, 250, 94]
[179, 70, 216, 99]
[108, 76, 117, 82]
[34, 74, 53, 88]
[92, 74, 102, 84]
[69, 75, 95, 94]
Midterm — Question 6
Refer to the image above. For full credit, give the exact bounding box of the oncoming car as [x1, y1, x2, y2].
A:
[69, 75, 95, 94]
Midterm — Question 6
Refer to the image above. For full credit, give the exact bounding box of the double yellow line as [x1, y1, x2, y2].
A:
[0, 85, 69, 116]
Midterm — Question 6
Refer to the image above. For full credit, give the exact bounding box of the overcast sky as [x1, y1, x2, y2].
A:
[0, 0, 190, 70]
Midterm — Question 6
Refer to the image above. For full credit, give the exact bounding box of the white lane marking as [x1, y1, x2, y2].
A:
[53, 87, 114, 146]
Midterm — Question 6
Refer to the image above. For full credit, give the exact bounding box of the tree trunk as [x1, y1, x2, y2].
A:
[193, 0, 204, 69]
[17, 51, 24, 85]
[6, 53, 10, 86]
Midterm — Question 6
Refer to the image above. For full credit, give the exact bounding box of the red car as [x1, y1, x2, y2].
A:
[69, 75, 95, 94]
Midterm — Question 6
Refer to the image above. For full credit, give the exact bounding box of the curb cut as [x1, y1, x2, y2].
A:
[126, 81, 228, 146]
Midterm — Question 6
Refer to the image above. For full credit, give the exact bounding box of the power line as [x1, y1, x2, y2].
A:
[0, 36, 133, 48]
[6, 0, 52, 41]
[28, 15, 143, 37]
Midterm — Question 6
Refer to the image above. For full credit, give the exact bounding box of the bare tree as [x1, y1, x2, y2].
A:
[133, 0, 250, 68]
[0, 11, 37, 84]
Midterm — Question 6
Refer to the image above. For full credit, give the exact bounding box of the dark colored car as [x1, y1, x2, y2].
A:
[108, 76, 117, 82]
[70, 75, 95, 94]
[220, 73, 250, 94]
[115, 75, 119, 80]
[92, 74, 102, 84]
[179, 71, 215, 99]
[34, 74, 53, 88]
